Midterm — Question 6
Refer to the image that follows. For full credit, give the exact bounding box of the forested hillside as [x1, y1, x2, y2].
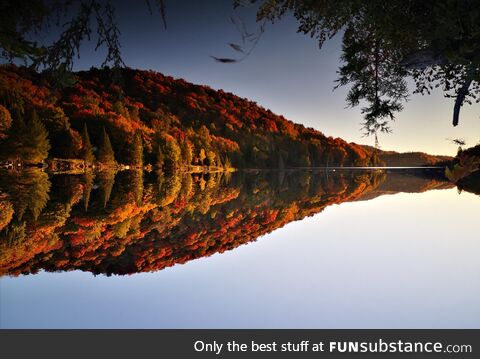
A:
[0, 66, 380, 169]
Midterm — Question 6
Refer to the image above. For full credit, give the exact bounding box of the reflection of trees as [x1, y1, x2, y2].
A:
[3, 221, 26, 247]
[82, 171, 95, 212]
[97, 169, 116, 208]
[107, 170, 145, 208]
[0, 169, 51, 221]
[156, 171, 181, 207]
[4, 221, 26, 246]
[179, 173, 193, 203]
[0, 168, 454, 276]
[130, 170, 144, 206]
[0, 194, 14, 231]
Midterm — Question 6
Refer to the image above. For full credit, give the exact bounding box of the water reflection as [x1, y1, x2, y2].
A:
[0, 168, 459, 276]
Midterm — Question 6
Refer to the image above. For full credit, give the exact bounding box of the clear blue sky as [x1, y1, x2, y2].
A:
[64, 0, 479, 155]
[2, 187, 480, 328]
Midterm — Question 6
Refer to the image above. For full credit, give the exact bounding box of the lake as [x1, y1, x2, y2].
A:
[0, 168, 479, 328]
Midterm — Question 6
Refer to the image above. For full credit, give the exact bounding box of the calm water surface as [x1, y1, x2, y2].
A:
[0, 169, 479, 328]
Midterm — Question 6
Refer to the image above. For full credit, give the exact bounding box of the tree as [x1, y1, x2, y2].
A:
[129, 131, 144, 167]
[180, 139, 193, 166]
[163, 135, 181, 170]
[206, 149, 217, 167]
[239, 0, 480, 133]
[0, 0, 166, 73]
[2, 168, 51, 221]
[199, 148, 207, 165]
[97, 127, 116, 165]
[98, 169, 116, 208]
[14, 111, 51, 164]
[0, 104, 12, 140]
[336, 21, 407, 136]
[82, 123, 95, 164]
[82, 171, 94, 212]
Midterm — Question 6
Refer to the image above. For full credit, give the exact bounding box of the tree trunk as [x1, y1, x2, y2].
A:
[453, 79, 473, 126]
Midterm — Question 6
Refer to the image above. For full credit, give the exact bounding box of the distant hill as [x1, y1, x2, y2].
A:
[361, 145, 452, 167]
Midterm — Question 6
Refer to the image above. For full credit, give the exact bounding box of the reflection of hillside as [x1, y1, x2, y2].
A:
[354, 170, 454, 201]
[0, 169, 452, 276]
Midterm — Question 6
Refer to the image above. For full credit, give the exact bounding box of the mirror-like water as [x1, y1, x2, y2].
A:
[0, 169, 479, 328]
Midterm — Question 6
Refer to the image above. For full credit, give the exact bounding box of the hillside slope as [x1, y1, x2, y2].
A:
[0, 66, 376, 169]
[0, 66, 451, 169]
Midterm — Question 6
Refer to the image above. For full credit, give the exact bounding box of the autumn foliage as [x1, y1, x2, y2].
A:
[0, 168, 454, 276]
[0, 65, 382, 168]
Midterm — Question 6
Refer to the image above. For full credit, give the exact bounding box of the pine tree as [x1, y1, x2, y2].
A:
[98, 169, 115, 208]
[8, 168, 50, 220]
[17, 111, 51, 164]
[97, 127, 115, 165]
[82, 123, 95, 164]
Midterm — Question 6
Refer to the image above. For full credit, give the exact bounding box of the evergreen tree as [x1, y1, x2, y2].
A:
[163, 136, 181, 171]
[16, 111, 51, 164]
[82, 171, 94, 212]
[82, 123, 95, 164]
[129, 170, 144, 205]
[5, 168, 50, 221]
[27, 169, 51, 220]
[98, 169, 116, 208]
[97, 127, 115, 165]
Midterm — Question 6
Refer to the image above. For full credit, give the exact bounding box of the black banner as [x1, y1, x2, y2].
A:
[0, 330, 478, 358]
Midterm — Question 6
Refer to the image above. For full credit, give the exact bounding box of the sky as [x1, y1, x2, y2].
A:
[47, 0, 480, 155]
[2, 187, 480, 328]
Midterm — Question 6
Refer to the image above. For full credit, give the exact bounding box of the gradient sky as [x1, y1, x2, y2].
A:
[2, 187, 479, 328]
[43, 0, 480, 155]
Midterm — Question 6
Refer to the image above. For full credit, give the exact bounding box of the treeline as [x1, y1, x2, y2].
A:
[360, 146, 452, 167]
[0, 66, 380, 169]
